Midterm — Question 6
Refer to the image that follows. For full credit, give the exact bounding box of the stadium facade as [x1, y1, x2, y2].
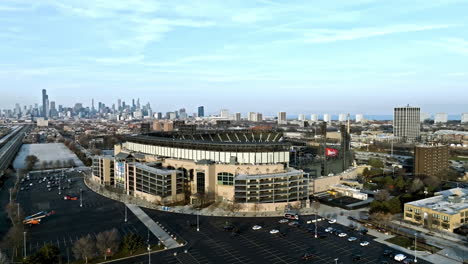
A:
[91, 131, 311, 211]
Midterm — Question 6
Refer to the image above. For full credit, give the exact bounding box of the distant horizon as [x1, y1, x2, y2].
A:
[0, 1, 467, 114]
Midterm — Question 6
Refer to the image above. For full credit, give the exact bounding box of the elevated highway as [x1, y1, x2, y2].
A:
[0, 125, 29, 178]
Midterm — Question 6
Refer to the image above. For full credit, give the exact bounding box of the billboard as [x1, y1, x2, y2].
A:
[325, 148, 338, 157]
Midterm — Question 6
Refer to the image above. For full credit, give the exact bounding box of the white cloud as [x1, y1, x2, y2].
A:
[424, 38, 468, 55]
[92, 56, 145, 65]
[301, 24, 453, 43]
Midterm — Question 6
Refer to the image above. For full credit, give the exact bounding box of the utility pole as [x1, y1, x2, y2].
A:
[124, 205, 127, 223]
[9, 188, 12, 202]
[80, 188, 83, 207]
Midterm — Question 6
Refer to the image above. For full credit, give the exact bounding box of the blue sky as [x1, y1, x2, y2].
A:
[0, 0, 467, 115]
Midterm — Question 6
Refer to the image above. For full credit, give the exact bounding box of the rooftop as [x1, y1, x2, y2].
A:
[133, 163, 179, 175]
[406, 188, 468, 215]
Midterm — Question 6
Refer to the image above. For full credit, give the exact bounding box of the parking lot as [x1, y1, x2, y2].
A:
[112, 210, 431, 264]
[16, 171, 431, 263]
[16, 170, 158, 258]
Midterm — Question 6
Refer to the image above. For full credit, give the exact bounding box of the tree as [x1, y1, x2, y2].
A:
[395, 175, 405, 191]
[54, 160, 62, 168]
[369, 158, 384, 169]
[0, 250, 9, 264]
[67, 159, 76, 168]
[73, 235, 97, 264]
[375, 190, 390, 201]
[24, 155, 38, 170]
[362, 167, 371, 183]
[386, 197, 402, 214]
[24, 244, 61, 264]
[41, 160, 49, 170]
[122, 234, 144, 255]
[410, 178, 424, 193]
[96, 229, 120, 260]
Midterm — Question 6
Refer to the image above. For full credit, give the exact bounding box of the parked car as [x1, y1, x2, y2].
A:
[270, 229, 279, 234]
[252, 225, 262, 230]
[301, 253, 314, 260]
[352, 254, 362, 262]
[279, 219, 289, 224]
[360, 241, 370, 246]
[288, 221, 300, 227]
[328, 219, 337, 224]
[348, 237, 357, 242]
[394, 254, 407, 262]
[338, 233, 347, 237]
[383, 250, 393, 257]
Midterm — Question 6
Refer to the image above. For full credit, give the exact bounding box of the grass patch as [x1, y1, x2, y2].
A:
[386, 236, 441, 253]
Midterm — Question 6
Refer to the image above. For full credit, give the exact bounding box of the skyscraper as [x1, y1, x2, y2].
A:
[42, 89, 49, 119]
[338, 113, 346, 122]
[198, 106, 204, 117]
[118, 99, 122, 111]
[323, 113, 331, 123]
[298, 114, 305, 121]
[394, 105, 420, 141]
[355, 114, 364, 123]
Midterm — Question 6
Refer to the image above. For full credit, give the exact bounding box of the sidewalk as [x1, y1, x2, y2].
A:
[126, 204, 182, 249]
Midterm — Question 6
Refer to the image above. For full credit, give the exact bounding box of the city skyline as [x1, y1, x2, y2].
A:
[0, 1, 467, 113]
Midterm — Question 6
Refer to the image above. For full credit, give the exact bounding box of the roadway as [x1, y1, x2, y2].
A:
[0, 125, 27, 177]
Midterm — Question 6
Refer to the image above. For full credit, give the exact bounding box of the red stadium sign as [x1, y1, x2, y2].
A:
[326, 148, 338, 157]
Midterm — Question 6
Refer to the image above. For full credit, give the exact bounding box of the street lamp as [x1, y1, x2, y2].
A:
[414, 232, 418, 263]
[124, 205, 127, 223]
[147, 245, 151, 264]
[80, 188, 83, 207]
[197, 208, 200, 232]
[334, 258, 338, 264]
[23, 231, 27, 258]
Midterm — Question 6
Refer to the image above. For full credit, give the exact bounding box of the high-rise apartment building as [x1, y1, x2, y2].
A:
[311, 114, 318, 122]
[278, 112, 286, 124]
[338, 113, 346, 122]
[198, 106, 204, 117]
[323, 113, 331, 123]
[462, 113, 468, 124]
[298, 114, 305, 121]
[435, 113, 448, 124]
[234, 112, 241, 121]
[355, 114, 364, 123]
[394, 105, 420, 141]
[414, 145, 449, 178]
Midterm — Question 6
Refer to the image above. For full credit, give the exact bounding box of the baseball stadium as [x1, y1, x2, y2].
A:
[92, 130, 312, 211]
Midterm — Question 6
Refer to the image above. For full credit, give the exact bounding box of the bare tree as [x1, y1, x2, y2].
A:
[0, 250, 9, 264]
[73, 235, 97, 264]
[54, 160, 62, 169]
[96, 229, 120, 260]
[375, 190, 390, 201]
[41, 160, 48, 170]
[227, 198, 244, 214]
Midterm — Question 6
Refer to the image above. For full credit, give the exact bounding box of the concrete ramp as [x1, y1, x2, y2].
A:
[125, 204, 180, 249]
